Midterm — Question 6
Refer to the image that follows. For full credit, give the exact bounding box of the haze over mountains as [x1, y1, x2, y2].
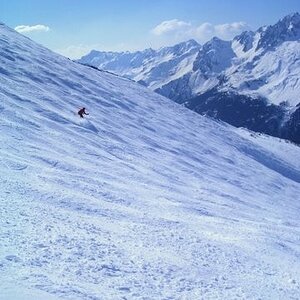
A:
[80, 13, 300, 143]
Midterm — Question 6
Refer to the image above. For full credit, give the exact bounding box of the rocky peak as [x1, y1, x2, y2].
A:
[193, 37, 235, 73]
[256, 12, 300, 50]
[233, 31, 255, 52]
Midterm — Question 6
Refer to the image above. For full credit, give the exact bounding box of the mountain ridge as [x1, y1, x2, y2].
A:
[79, 12, 300, 143]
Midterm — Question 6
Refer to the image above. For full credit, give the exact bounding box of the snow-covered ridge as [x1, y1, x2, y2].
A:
[256, 12, 300, 50]
[224, 12, 300, 107]
[1, 22, 300, 300]
[79, 39, 201, 90]
[80, 12, 300, 109]
[226, 40, 300, 106]
[192, 37, 235, 74]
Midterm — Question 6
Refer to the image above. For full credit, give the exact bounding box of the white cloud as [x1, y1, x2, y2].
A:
[151, 19, 191, 36]
[214, 22, 249, 40]
[15, 24, 50, 33]
[150, 19, 251, 46]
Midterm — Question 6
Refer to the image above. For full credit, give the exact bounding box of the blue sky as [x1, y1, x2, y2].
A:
[0, 0, 299, 58]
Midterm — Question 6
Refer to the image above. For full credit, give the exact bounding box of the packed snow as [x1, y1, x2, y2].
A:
[1, 23, 300, 300]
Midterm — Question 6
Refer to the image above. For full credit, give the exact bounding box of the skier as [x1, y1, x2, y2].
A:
[78, 107, 89, 118]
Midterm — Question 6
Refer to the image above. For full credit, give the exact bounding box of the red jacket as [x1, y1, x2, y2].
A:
[78, 107, 89, 118]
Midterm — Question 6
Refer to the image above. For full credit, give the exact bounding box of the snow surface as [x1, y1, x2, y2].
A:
[1, 24, 300, 300]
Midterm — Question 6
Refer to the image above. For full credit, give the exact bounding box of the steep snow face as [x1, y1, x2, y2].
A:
[226, 40, 300, 106]
[79, 39, 201, 90]
[1, 23, 300, 300]
[226, 13, 300, 107]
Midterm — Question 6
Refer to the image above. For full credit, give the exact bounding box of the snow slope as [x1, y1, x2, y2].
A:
[1, 23, 300, 300]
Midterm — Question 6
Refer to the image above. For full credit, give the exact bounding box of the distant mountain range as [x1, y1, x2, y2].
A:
[79, 39, 201, 92]
[79, 13, 300, 143]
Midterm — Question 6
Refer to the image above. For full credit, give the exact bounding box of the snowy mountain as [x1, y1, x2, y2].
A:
[79, 39, 200, 90]
[80, 13, 300, 143]
[256, 12, 300, 50]
[1, 22, 300, 300]
[156, 37, 236, 102]
[187, 12, 300, 143]
[226, 12, 300, 106]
